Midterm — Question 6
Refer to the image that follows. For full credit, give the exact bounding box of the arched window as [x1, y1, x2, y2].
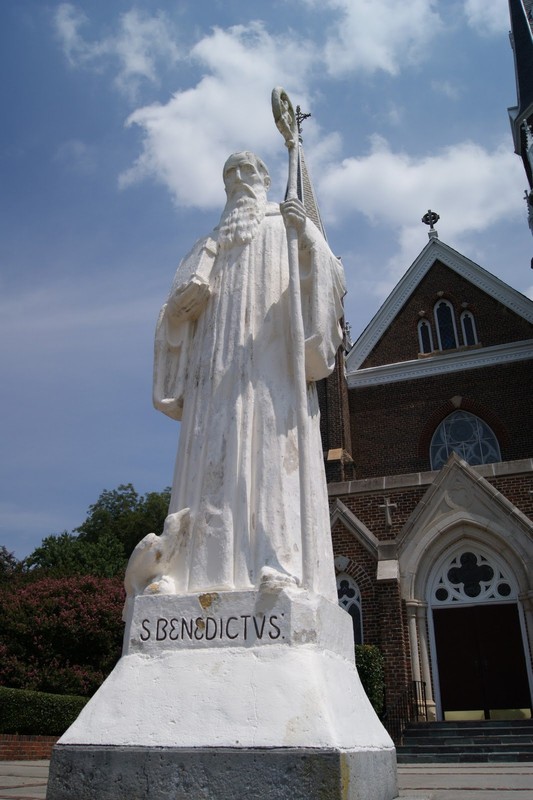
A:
[460, 310, 478, 346]
[418, 319, 434, 354]
[337, 573, 363, 644]
[434, 300, 458, 350]
[430, 410, 501, 469]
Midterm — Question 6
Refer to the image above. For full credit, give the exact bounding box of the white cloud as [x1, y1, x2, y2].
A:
[119, 22, 315, 209]
[54, 4, 180, 98]
[316, 0, 443, 76]
[462, 0, 510, 36]
[319, 135, 523, 230]
[317, 135, 525, 293]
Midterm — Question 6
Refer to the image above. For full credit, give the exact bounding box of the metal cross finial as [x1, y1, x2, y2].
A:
[422, 210, 440, 230]
[296, 105, 311, 135]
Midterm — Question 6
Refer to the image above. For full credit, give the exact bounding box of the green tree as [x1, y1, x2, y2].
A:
[26, 531, 126, 578]
[76, 483, 171, 559]
[0, 546, 20, 583]
[26, 484, 171, 578]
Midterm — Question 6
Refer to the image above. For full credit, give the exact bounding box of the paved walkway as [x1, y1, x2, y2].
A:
[398, 763, 533, 799]
[0, 760, 532, 799]
[0, 761, 48, 799]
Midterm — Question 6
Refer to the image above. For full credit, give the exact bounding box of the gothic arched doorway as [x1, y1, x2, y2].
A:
[428, 545, 532, 721]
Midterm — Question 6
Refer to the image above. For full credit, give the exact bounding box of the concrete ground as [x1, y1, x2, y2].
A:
[398, 763, 533, 799]
[0, 761, 48, 799]
[0, 760, 532, 799]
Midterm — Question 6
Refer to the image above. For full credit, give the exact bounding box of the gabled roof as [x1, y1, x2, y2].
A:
[345, 236, 533, 382]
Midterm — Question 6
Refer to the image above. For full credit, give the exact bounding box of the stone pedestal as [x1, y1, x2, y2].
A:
[47, 588, 398, 800]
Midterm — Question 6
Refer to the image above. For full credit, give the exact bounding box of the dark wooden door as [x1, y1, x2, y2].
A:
[433, 603, 531, 718]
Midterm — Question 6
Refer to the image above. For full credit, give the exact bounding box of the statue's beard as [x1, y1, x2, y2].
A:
[217, 192, 267, 251]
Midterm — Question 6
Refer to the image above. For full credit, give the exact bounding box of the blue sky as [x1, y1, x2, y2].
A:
[1, 0, 532, 559]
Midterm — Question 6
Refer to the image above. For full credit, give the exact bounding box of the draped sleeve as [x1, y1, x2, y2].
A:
[299, 220, 346, 382]
[152, 235, 217, 420]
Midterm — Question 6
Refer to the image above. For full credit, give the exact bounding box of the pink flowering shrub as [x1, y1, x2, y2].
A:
[0, 576, 124, 696]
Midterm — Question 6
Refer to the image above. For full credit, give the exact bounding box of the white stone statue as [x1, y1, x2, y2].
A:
[50, 110, 397, 800]
[128, 150, 345, 602]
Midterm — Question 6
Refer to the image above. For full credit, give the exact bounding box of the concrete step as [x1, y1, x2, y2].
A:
[397, 720, 533, 764]
[399, 743, 533, 754]
[397, 750, 533, 764]
[402, 734, 533, 745]
[406, 719, 533, 728]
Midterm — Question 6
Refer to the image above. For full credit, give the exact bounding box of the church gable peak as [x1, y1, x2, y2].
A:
[346, 238, 533, 380]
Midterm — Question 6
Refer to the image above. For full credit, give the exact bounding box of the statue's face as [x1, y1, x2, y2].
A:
[223, 154, 269, 201]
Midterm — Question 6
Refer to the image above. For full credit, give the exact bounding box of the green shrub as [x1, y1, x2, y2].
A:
[355, 644, 385, 716]
[0, 686, 88, 735]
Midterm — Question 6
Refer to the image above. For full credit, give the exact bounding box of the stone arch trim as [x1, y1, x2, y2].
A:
[330, 498, 379, 559]
[401, 516, 532, 604]
[404, 526, 533, 720]
[334, 556, 375, 601]
[417, 396, 510, 460]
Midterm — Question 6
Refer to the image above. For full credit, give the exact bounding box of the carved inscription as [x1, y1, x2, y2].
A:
[138, 613, 283, 644]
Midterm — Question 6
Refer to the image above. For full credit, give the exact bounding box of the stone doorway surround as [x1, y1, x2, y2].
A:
[397, 455, 533, 722]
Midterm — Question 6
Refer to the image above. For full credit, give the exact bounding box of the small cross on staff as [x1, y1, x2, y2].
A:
[295, 105, 311, 135]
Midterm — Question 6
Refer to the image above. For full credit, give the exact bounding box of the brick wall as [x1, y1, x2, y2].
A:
[318, 349, 352, 453]
[0, 734, 57, 760]
[332, 488, 427, 541]
[318, 347, 356, 483]
[332, 520, 412, 706]
[349, 359, 533, 478]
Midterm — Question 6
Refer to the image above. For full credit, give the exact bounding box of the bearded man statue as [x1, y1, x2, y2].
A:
[152, 151, 346, 600]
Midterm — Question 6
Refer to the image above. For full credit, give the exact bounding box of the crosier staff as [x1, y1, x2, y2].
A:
[271, 86, 315, 592]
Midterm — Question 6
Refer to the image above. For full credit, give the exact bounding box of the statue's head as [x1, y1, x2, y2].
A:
[223, 152, 271, 201]
[218, 152, 271, 249]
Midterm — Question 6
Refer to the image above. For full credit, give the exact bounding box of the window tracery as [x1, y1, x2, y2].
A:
[430, 410, 501, 469]
[430, 548, 516, 606]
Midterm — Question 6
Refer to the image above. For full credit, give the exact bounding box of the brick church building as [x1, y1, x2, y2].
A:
[315, 0, 533, 731]
[300, 0, 533, 731]
[321, 228, 533, 725]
